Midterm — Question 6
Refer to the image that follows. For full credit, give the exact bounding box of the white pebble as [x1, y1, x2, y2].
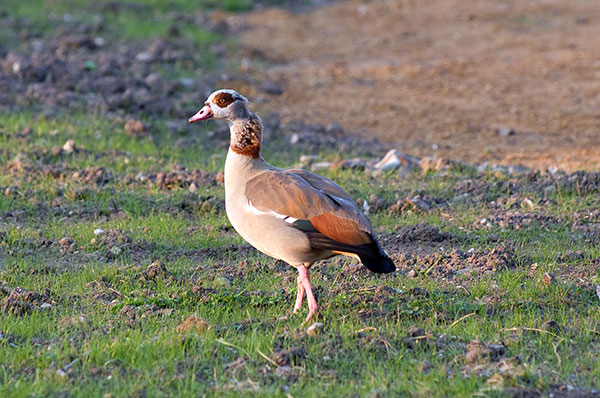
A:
[306, 322, 324, 336]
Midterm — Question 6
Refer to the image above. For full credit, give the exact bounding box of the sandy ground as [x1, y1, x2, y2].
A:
[238, 0, 600, 171]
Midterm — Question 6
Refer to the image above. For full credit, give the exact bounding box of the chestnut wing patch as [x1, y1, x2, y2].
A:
[245, 170, 373, 246]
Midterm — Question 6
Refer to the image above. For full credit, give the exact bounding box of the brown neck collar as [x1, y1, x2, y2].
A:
[229, 115, 263, 159]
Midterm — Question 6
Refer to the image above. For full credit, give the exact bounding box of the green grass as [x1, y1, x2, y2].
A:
[0, 0, 226, 49]
[0, 0, 296, 43]
[2, 110, 600, 397]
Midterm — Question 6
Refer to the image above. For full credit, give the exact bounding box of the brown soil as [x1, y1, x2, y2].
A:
[238, 0, 600, 172]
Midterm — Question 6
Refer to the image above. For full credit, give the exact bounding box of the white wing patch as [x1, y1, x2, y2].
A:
[245, 200, 297, 223]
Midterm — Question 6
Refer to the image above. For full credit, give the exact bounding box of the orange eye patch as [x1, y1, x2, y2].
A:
[213, 92, 236, 108]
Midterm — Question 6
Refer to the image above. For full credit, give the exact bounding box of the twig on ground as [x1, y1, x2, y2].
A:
[502, 327, 563, 341]
[216, 338, 249, 355]
[449, 312, 476, 329]
[257, 349, 279, 367]
[552, 342, 562, 367]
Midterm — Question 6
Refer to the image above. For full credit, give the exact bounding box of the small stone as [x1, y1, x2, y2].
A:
[486, 373, 504, 387]
[521, 198, 535, 209]
[94, 228, 105, 236]
[374, 149, 420, 171]
[31, 39, 44, 52]
[357, 4, 368, 16]
[50, 145, 62, 156]
[405, 197, 430, 211]
[83, 60, 97, 71]
[507, 165, 530, 175]
[119, 305, 136, 320]
[179, 78, 195, 88]
[271, 347, 307, 366]
[200, 201, 213, 212]
[488, 343, 506, 361]
[299, 154, 319, 165]
[145, 260, 167, 279]
[135, 52, 152, 62]
[290, 133, 300, 145]
[124, 119, 147, 137]
[596, 285, 600, 301]
[373, 149, 400, 171]
[56, 369, 68, 378]
[262, 80, 283, 95]
[214, 276, 230, 288]
[144, 72, 163, 88]
[93, 37, 105, 47]
[335, 158, 365, 170]
[62, 139, 77, 154]
[407, 326, 425, 338]
[543, 185, 556, 195]
[176, 315, 208, 333]
[325, 123, 344, 135]
[20, 127, 33, 136]
[368, 194, 387, 211]
[40, 303, 52, 309]
[109, 246, 122, 256]
[362, 199, 370, 215]
[306, 322, 324, 336]
[310, 162, 333, 172]
[215, 172, 225, 185]
[188, 182, 198, 193]
[547, 166, 560, 176]
[542, 272, 555, 287]
[465, 339, 489, 364]
[58, 237, 74, 247]
[275, 365, 293, 378]
[496, 126, 516, 137]
[240, 57, 253, 72]
[419, 157, 450, 173]
[407, 269, 417, 278]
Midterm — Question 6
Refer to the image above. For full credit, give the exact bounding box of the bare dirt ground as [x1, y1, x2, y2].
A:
[238, 0, 600, 172]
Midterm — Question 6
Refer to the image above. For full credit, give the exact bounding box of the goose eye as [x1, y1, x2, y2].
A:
[218, 98, 226, 105]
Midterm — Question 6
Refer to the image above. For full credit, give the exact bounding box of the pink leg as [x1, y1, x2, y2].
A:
[297, 265, 318, 323]
[293, 275, 305, 314]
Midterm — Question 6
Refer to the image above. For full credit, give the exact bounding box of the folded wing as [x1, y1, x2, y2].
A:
[245, 169, 395, 273]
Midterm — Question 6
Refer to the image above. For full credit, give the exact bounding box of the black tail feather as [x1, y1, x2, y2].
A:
[304, 231, 396, 274]
[358, 250, 396, 274]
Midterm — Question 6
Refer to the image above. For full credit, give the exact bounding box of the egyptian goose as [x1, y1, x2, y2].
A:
[189, 89, 395, 322]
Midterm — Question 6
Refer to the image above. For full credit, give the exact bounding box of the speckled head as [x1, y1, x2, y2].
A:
[188, 89, 249, 123]
[188, 89, 262, 158]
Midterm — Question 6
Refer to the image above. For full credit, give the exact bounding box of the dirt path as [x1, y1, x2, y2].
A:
[237, 0, 600, 171]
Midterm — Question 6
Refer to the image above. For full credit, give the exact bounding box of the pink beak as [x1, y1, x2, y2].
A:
[188, 105, 214, 123]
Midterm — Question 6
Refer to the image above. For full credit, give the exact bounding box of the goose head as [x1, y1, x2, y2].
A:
[188, 89, 250, 123]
